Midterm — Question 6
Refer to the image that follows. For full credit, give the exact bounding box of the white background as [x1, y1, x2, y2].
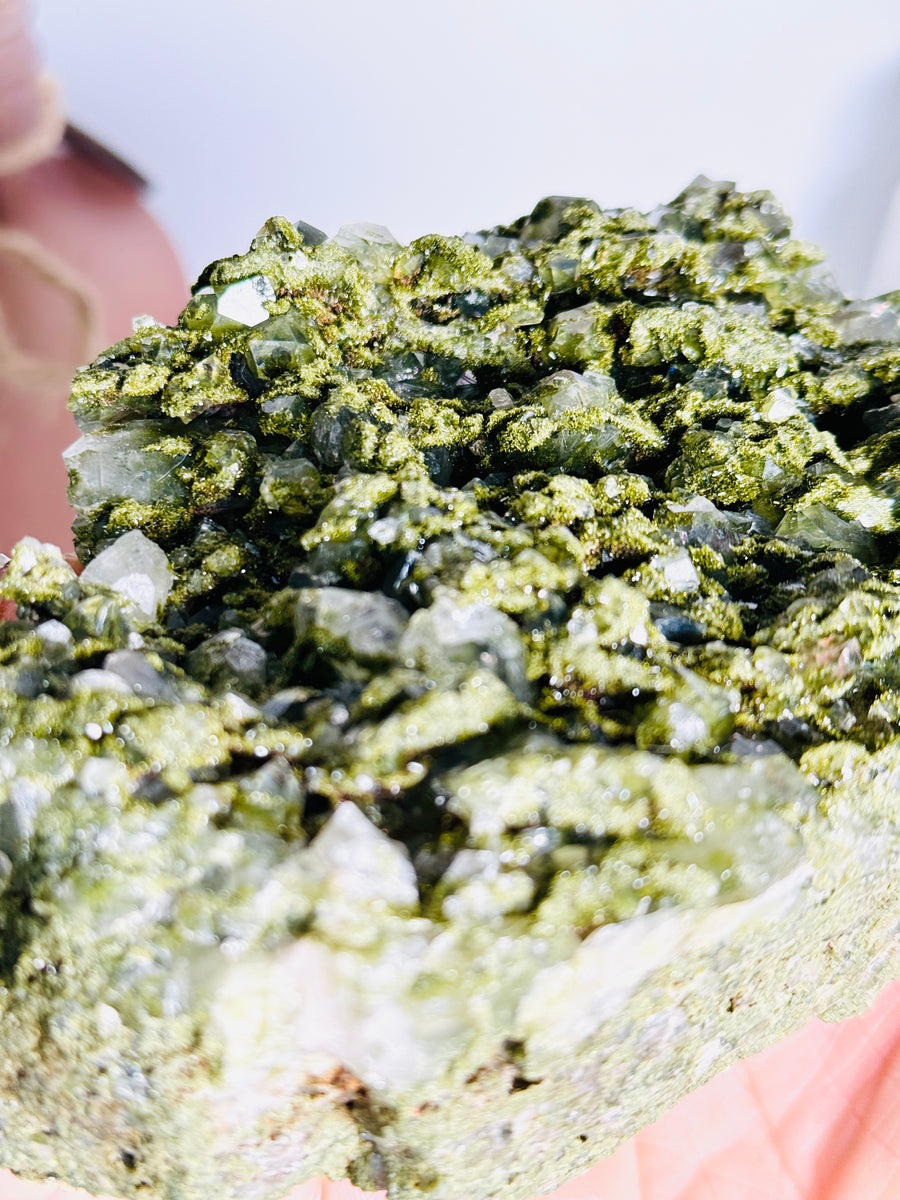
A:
[31, 0, 900, 297]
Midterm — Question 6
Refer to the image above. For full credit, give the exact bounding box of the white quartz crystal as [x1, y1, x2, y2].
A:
[306, 801, 419, 909]
[399, 593, 528, 698]
[69, 668, 134, 695]
[333, 223, 400, 277]
[80, 530, 173, 623]
[535, 369, 618, 415]
[651, 548, 701, 593]
[294, 587, 408, 661]
[35, 619, 74, 659]
[214, 274, 275, 327]
[64, 423, 188, 511]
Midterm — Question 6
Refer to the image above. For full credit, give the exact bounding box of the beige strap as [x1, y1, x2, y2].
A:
[0, 73, 101, 393]
[0, 72, 66, 178]
[0, 226, 102, 392]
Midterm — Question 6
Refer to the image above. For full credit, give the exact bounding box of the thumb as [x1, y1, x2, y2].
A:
[0, 0, 87, 396]
[0, 0, 63, 175]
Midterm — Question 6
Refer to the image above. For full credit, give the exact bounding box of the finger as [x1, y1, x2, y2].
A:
[0, 0, 44, 155]
[0, 1, 185, 555]
[0, 153, 185, 369]
[0, 153, 185, 554]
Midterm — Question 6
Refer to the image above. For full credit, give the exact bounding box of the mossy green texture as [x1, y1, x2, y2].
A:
[1, 179, 900, 1198]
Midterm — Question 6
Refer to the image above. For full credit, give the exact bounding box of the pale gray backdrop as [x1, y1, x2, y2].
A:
[32, 0, 900, 297]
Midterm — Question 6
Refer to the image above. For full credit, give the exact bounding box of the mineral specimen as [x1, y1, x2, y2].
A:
[2, 177, 900, 1199]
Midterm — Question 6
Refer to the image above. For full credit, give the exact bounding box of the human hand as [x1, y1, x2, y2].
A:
[2, 6, 899, 1199]
[0, 0, 183, 556]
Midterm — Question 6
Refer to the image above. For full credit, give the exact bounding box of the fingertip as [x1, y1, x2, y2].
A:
[0, 1, 56, 162]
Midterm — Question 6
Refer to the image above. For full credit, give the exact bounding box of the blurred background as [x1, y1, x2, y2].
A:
[31, 0, 900, 298]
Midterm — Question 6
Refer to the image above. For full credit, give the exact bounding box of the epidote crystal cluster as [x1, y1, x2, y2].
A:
[2, 178, 900, 1199]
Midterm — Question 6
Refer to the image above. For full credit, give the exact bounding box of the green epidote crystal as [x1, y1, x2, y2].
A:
[2, 178, 900, 1198]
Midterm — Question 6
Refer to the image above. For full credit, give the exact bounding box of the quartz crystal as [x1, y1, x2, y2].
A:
[79, 528, 174, 623]
[2, 179, 900, 1200]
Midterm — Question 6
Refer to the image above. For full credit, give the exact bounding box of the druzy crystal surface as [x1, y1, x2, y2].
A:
[2, 178, 900, 1198]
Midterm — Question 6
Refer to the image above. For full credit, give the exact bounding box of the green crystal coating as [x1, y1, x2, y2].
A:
[1, 178, 900, 1198]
